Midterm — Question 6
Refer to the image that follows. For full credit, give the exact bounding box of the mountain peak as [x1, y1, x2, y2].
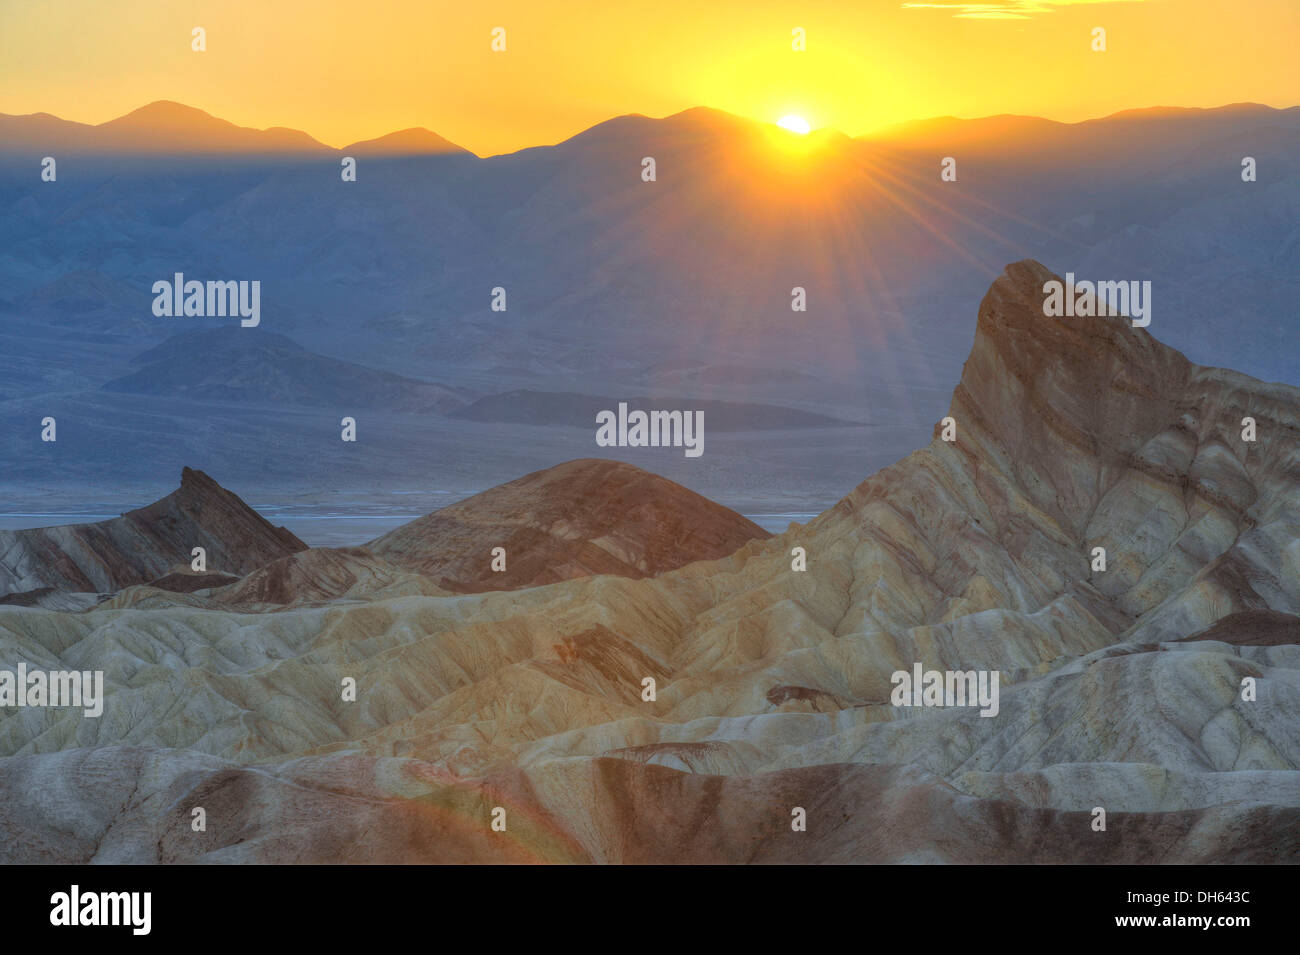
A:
[112, 100, 217, 124]
[368, 457, 770, 592]
[944, 260, 1203, 537]
[341, 127, 471, 157]
[973, 258, 1177, 365]
[179, 464, 214, 487]
[0, 469, 305, 596]
[88, 101, 329, 153]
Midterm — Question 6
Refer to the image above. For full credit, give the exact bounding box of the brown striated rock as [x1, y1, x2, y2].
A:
[209, 546, 449, 608]
[3, 748, 1295, 864]
[145, 563, 242, 594]
[367, 458, 770, 592]
[1178, 609, 1300, 647]
[0, 467, 305, 596]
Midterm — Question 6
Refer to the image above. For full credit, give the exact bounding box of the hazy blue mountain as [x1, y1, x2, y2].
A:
[104, 328, 472, 412]
[1, 102, 1296, 501]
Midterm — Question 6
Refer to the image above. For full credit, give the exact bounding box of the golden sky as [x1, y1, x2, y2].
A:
[1, 0, 1296, 156]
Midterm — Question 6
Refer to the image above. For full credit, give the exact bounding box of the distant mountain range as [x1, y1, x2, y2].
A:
[0, 100, 1296, 501]
[0, 100, 471, 156]
[4, 99, 1291, 161]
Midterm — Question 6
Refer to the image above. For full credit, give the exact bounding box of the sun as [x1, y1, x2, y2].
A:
[776, 114, 811, 135]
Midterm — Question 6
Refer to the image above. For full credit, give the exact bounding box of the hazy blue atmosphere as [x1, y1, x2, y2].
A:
[3, 102, 1298, 532]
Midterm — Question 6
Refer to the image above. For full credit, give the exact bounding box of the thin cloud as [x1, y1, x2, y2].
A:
[903, 1, 1137, 19]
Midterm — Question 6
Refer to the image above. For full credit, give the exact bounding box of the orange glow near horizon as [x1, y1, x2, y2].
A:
[0, 0, 1297, 156]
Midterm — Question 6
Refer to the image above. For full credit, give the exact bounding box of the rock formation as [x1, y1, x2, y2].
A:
[367, 457, 772, 592]
[0, 467, 305, 596]
[1, 261, 1296, 864]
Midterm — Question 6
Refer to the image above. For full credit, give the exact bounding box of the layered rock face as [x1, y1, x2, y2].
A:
[0, 467, 305, 596]
[1, 261, 1297, 863]
[367, 458, 772, 592]
[205, 547, 449, 609]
